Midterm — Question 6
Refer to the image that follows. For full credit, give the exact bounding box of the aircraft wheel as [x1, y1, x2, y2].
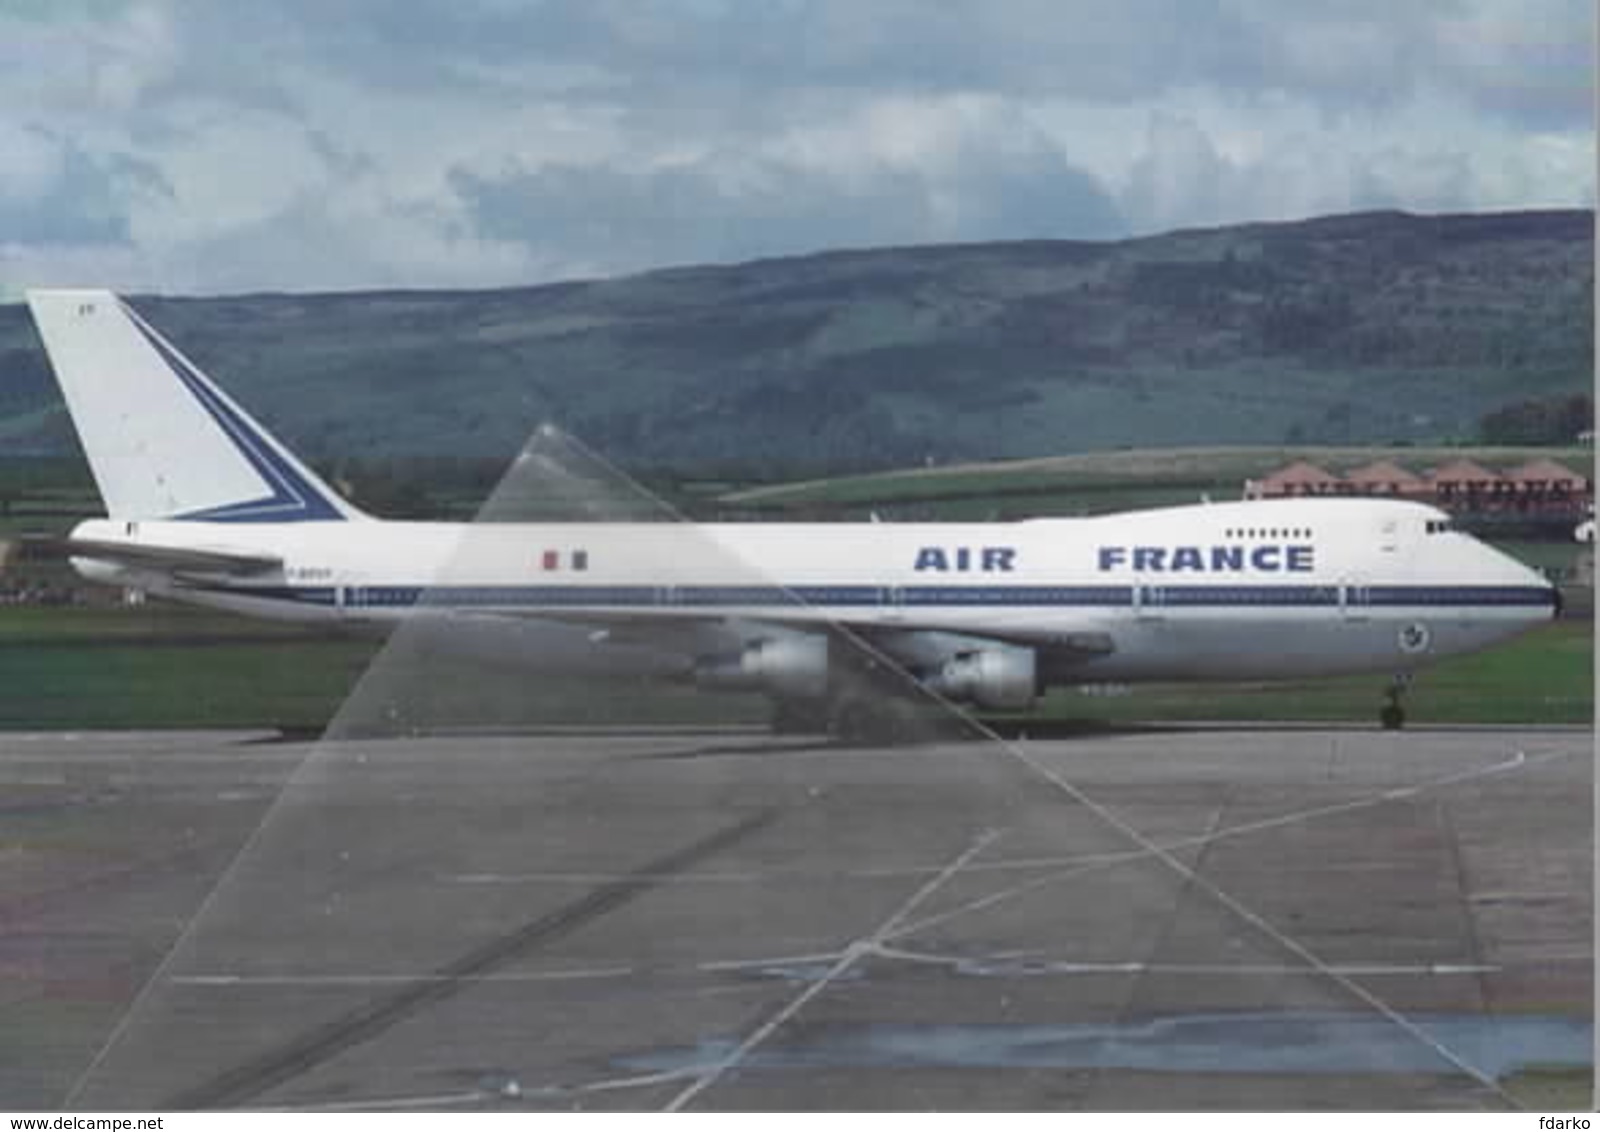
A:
[1380, 675, 1409, 731]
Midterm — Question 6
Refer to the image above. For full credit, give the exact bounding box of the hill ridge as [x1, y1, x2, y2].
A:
[1, 207, 1590, 476]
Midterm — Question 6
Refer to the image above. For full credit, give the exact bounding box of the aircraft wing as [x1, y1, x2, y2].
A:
[492, 608, 1116, 664]
[50, 537, 283, 579]
[849, 621, 1116, 670]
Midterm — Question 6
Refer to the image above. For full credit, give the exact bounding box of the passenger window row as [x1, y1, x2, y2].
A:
[1223, 527, 1312, 539]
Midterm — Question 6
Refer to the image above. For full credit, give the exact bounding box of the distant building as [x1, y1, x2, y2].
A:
[1507, 456, 1588, 493]
[1246, 455, 1592, 519]
[1502, 457, 1591, 515]
[1426, 458, 1504, 509]
[1243, 461, 1342, 499]
[1342, 459, 1426, 498]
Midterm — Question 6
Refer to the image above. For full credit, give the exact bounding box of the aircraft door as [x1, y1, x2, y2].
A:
[1339, 575, 1370, 620]
[1379, 518, 1399, 553]
[1134, 582, 1166, 621]
[335, 575, 368, 621]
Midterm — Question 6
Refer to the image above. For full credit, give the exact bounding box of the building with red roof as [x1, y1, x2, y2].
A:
[1427, 459, 1504, 508]
[1501, 457, 1592, 514]
[1245, 455, 1591, 520]
[1343, 459, 1426, 497]
[1243, 461, 1342, 500]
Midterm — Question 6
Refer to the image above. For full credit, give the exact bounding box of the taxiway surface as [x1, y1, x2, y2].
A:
[1, 726, 1590, 1111]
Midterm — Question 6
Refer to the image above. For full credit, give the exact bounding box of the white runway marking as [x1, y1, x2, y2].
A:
[695, 951, 855, 973]
[872, 945, 1502, 978]
[173, 966, 636, 987]
[448, 859, 1039, 885]
[264, 1089, 494, 1112]
[0, 752, 302, 766]
[170, 950, 1538, 990]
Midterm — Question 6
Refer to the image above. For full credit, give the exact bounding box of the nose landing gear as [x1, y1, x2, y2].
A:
[1379, 674, 1412, 730]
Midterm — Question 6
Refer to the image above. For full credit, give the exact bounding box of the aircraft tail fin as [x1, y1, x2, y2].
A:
[26, 289, 366, 522]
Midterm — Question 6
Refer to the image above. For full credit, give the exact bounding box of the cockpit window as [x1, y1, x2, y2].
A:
[1425, 519, 1455, 534]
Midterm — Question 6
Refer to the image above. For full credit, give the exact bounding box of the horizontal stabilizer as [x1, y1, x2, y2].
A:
[51, 537, 283, 578]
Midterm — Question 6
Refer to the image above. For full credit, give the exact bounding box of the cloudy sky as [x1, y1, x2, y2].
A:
[0, 0, 1592, 295]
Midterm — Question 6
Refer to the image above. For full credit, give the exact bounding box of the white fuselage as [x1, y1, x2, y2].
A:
[29, 289, 1559, 711]
[72, 496, 1556, 683]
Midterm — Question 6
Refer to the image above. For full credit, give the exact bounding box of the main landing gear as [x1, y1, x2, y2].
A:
[773, 683, 974, 745]
[771, 695, 909, 744]
[1379, 674, 1411, 731]
[769, 649, 971, 746]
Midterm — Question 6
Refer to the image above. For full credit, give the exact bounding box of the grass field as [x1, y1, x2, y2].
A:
[5, 640, 374, 731]
[1025, 619, 1591, 728]
[1, 605, 1588, 732]
[3, 607, 376, 731]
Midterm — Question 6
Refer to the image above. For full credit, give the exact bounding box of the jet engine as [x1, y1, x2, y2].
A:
[694, 634, 828, 701]
[926, 644, 1038, 710]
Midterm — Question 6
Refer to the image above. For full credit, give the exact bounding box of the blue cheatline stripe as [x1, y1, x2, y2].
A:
[123, 304, 346, 523]
[1162, 585, 1336, 607]
[903, 585, 1129, 607]
[200, 583, 1557, 612]
[216, 586, 340, 606]
[1367, 585, 1557, 606]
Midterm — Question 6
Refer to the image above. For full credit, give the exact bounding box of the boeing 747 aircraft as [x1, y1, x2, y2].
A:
[26, 290, 1558, 734]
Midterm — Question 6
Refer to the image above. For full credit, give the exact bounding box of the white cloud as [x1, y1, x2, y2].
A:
[2, 1, 180, 116]
[448, 92, 1124, 275]
[0, 1, 1590, 294]
[0, 123, 63, 204]
[152, 193, 535, 294]
[0, 239, 149, 293]
[125, 103, 327, 246]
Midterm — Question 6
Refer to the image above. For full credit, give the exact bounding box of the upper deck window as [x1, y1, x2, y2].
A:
[1224, 527, 1313, 539]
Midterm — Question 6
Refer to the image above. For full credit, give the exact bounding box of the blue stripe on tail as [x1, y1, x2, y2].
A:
[125, 304, 347, 522]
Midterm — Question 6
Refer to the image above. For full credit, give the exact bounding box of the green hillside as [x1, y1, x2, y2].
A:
[1, 208, 1590, 476]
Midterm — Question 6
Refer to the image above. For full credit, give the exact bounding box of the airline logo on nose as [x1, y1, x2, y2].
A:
[1098, 545, 1314, 572]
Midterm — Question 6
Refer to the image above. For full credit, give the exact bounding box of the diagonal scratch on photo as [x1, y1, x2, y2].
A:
[0, 2, 1591, 1115]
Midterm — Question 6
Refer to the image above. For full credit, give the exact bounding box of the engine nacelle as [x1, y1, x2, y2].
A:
[927, 645, 1038, 710]
[695, 634, 828, 701]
